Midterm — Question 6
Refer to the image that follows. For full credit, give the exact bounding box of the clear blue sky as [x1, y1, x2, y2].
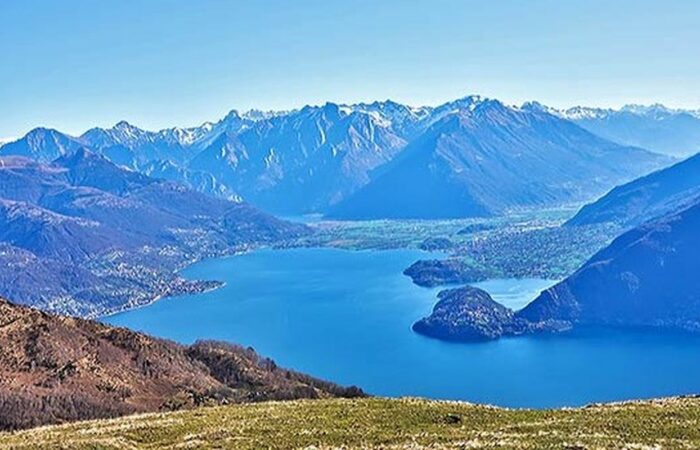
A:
[1, 0, 699, 138]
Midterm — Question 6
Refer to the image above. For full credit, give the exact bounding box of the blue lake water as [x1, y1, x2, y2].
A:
[104, 247, 700, 408]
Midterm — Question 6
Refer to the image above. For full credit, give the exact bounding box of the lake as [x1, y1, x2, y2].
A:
[104, 247, 700, 408]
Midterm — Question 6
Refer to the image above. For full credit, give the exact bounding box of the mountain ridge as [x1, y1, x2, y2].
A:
[2, 95, 676, 217]
[532, 102, 700, 157]
[329, 99, 669, 219]
[567, 152, 700, 227]
[520, 198, 700, 331]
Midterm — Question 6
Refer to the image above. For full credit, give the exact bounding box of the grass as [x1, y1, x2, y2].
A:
[290, 211, 619, 282]
[2, 397, 699, 449]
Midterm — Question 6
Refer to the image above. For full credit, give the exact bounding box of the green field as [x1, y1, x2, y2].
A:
[290, 210, 620, 282]
[2, 397, 698, 449]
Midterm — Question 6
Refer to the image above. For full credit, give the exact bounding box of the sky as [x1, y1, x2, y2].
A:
[1, 0, 699, 138]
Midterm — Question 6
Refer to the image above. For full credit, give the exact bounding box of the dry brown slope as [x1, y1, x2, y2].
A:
[0, 298, 362, 430]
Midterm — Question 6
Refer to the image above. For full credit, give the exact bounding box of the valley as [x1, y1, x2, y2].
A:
[296, 210, 618, 284]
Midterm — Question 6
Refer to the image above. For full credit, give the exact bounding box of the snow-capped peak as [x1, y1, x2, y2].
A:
[559, 106, 612, 120]
[619, 103, 679, 118]
[539, 103, 699, 121]
[241, 109, 287, 121]
[112, 120, 142, 134]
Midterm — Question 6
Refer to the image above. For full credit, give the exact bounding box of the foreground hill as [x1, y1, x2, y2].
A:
[1, 396, 698, 449]
[0, 298, 362, 431]
[329, 99, 669, 219]
[567, 152, 700, 227]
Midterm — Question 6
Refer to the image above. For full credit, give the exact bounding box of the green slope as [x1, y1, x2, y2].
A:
[1, 397, 699, 449]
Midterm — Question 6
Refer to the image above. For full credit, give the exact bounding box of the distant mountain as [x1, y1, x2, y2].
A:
[567, 153, 700, 228]
[519, 198, 700, 332]
[75, 120, 243, 199]
[2, 96, 684, 217]
[0, 297, 362, 431]
[0, 128, 85, 161]
[329, 98, 670, 219]
[348, 100, 431, 138]
[78, 111, 279, 166]
[80, 121, 196, 165]
[0, 151, 308, 316]
[142, 159, 240, 200]
[190, 103, 407, 214]
[537, 103, 700, 157]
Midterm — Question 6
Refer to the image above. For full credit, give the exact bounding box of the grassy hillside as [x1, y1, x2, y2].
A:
[1, 397, 699, 449]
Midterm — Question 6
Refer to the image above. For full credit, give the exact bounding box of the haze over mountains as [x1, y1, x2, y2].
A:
[567, 153, 700, 228]
[1, 95, 676, 218]
[535, 103, 700, 157]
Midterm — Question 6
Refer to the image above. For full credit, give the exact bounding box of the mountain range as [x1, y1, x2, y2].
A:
[1, 96, 676, 218]
[330, 99, 668, 219]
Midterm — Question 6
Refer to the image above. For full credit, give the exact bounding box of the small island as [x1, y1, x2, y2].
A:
[413, 286, 569, 342]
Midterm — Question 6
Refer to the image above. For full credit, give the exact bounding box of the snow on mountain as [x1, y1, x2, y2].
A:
[346, 100, 432, 137]
[189, 102, 408, 214]
[0, 128, 86, 162]
[4, 95, 695, 217]
[158, 123, 215, 146]
[534, 103, 700, 157]
[619, 103, 682, 118]
[328, 99, 671, 219]
[523, 103, 613, 120]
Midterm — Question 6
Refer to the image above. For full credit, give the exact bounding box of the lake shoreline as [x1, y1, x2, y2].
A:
[102, 246, 700, 409]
